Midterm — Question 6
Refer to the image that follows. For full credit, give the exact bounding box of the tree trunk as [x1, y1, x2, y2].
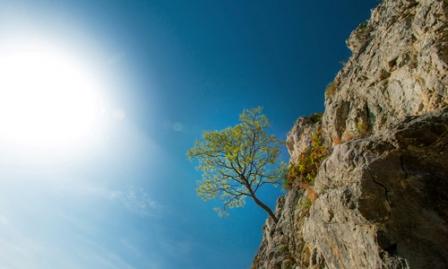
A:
[241, 176, 278, 223]
[250, 194, 278, 223]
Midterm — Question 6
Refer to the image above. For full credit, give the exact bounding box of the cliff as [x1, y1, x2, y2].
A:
[252, 0, 448, 268]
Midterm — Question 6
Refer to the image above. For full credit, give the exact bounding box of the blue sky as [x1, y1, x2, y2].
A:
[0, 1, 378, 268]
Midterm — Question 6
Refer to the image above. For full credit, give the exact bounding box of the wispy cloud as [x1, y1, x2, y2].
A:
[164, 120, 185, 133]
[77, 184, 160, 218]
[115, 186, 159, 217]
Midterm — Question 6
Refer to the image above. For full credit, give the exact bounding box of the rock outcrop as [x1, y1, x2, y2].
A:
[252, 0, 448, 268]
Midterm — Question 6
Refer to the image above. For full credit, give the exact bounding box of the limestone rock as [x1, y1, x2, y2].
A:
[305, 110, 448, 269]
[252, 0, 448, 268]
[324, 0, 448, 144]
[286, 113, 326, 166]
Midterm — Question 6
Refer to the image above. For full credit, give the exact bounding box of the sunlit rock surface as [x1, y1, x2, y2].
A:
[253, 0, 448, 268]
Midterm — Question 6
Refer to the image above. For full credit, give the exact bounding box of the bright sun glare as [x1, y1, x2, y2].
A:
[0, 41, 105, 152]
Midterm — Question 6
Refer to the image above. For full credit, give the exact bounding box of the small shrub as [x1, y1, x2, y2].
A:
[298, 195, 313, 218]
[286, 128, 328, 189]
[358, 21, 368, 30]
[309, 113, 323, 124]
[324, 81, 337, 98]
[302, 196, 312, 212]
[283, 177, 293, 190]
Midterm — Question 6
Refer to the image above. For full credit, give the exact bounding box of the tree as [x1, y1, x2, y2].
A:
[187, 107, 285, 223]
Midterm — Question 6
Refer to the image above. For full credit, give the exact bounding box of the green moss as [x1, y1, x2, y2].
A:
[296, 196, 313, 219]
[356, 120, 369, 136]
[276, 244, 289, 254]
[302, 196, 312, 211]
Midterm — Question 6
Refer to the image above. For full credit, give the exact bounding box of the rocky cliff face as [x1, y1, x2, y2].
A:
[252, 0, 448, 268]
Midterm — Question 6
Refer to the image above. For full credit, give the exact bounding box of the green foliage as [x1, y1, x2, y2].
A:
[358, 21, 368, 30]
[324, 81, 337, 98]
[187, 107, 284, 218]
[285, 128, 328, 189]
[309, 112, 323, 124]
[301, 196, 312, 214]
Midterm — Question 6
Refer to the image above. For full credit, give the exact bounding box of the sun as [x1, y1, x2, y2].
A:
[0, 41, 105, 152]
